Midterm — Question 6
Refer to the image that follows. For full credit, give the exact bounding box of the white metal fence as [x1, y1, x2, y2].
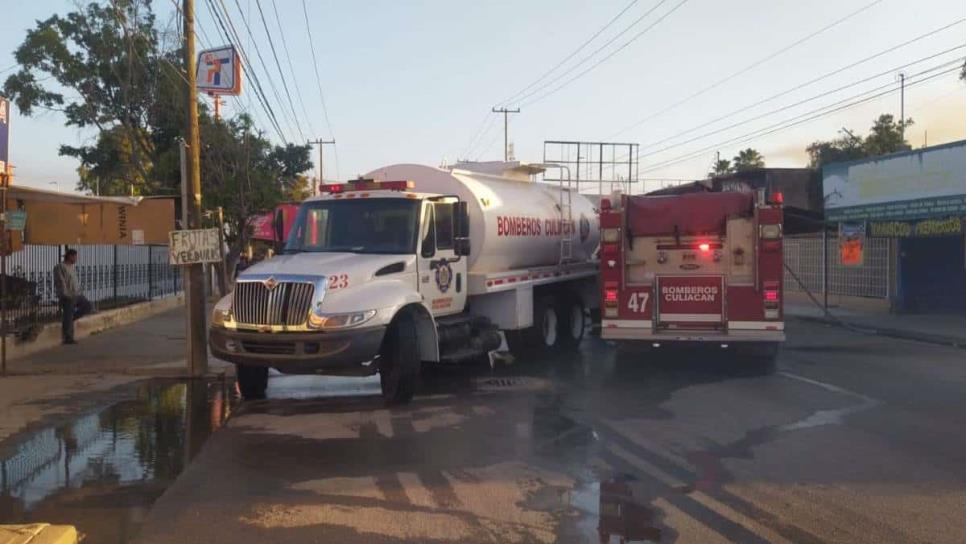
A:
[783, 234, 891, 299]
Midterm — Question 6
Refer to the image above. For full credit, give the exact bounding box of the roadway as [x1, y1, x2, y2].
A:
[135, 320, 966, 543]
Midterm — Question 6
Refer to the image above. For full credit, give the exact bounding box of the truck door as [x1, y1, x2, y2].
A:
[417, 201, 468, 317]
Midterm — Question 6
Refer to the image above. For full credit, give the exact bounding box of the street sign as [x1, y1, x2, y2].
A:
[0, 96, 10, 176]
[196, 46, 242, 96]
[169, 228, 221, 265]
[4, 210, 26, 231]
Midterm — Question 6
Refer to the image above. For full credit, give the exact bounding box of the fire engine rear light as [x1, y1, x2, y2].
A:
[604, 289, 618, 306]
[604, 307, 618, 318]
[698, 243, 711, 252]
[602, 228, 620, 243]
[764, 290, 779, 302]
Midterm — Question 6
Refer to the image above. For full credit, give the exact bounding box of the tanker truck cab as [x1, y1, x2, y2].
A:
[211, 164, 598, 404]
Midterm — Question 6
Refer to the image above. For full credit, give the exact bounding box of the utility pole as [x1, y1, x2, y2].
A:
[183, 0, 208, 376]
[307, 139, 336, 195]
[898, 72, 906, 143]
[491, 107, 520, 162]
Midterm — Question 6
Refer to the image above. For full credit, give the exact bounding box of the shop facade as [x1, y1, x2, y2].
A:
[824, 139, 966, 313]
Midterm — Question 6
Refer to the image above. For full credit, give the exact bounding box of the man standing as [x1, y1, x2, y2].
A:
[53, 249, 92, 345]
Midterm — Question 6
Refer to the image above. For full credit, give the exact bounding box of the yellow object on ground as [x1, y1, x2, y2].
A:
[0, 524, 78, 544]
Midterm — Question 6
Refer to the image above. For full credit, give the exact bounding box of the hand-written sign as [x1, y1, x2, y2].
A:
[169, 228, 221, 265]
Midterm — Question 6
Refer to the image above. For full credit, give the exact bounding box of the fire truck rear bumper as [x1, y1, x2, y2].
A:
[208, 325, 387, 376]
[600, 320, 785, 343]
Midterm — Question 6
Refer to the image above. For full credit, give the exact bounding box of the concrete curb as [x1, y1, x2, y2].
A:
[6, 295, 185, 361]
[789, 314, 966, 350]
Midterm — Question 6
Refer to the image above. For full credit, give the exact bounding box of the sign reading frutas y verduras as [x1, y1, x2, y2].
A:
[0, 96, 10, 175]
[169, 228, 221, 265]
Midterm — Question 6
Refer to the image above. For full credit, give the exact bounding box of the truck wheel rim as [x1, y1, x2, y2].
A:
[570, 305, 584, 339]
[542, 308, 558, 346]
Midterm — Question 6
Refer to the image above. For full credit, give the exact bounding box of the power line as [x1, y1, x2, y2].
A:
[638, 63, 962, 174]
[206, 0, 288, 143]
[253, 0, 306, 142]
[634, 45, 966, 160]
[301, 1, 337, 144]
[495, 0, 641, 108]
[608, 0, 885, 139]
[227, 0, 302, 141]
[462, 113, 499, 161]
[269, 0, 316, 136]
[509, 0, 680, 108]
[520, 0, 689, 109]
[633, 21, 966, 155]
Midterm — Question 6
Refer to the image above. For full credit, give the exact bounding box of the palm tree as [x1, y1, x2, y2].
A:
[732, 148, 765, 171]
[708, 159, 733, 178]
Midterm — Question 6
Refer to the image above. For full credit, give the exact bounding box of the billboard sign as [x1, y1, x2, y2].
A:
[823, 140, 966, 222]
[0, 96, 9, 175]
[196, 46, 242, 95]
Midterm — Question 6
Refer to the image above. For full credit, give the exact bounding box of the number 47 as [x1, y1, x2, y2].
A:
[627, 292, 649, 313]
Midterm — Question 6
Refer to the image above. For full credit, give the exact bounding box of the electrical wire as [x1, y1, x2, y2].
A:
[519, 0, 689, 108]
[638, 63, 962, 174]
[495, 0, 641, 108]
[301, 0, 339, 178]
[269, 0, 316, 136]
[253, 0, 306, 142]
[608, 0, 885, 139]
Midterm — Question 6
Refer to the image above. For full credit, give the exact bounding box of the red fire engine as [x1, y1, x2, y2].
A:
[598, 189, 785, 362]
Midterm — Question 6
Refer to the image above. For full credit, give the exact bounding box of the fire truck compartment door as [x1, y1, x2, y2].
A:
[655, 275, 725, 326]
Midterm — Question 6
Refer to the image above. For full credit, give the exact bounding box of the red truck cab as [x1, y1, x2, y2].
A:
[599, 189, 784, 358]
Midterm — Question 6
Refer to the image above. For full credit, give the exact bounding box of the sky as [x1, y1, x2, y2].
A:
[2, 0, 966, 194]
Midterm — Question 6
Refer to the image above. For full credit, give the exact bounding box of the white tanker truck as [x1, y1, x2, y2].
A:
[209, 161, 600, 403]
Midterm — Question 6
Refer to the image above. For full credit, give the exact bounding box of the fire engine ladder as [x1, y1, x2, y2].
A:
[557, 171, 575, 264]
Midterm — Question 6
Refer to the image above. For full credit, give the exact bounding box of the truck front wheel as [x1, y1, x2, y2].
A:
[380, 315, 420, 405]
[236, 365, 268, 400]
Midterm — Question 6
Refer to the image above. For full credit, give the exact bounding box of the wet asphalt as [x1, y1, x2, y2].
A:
[7, 319, 966, 543]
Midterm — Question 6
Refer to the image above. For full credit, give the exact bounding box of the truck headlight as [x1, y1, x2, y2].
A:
[211, 296, 233, 327]
[307, 309, 377, 330]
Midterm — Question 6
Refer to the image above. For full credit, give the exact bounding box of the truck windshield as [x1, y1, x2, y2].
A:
[284, 198, 420, 255]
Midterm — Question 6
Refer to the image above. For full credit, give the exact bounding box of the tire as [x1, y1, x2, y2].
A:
[380, 315, 420, 405]
[556, 296, 586, 350]
[740, 342, 780, 376]
[506, 296, 560, 358]
[236, 365, 268, 400]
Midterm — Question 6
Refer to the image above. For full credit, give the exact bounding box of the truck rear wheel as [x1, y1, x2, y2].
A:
[380, 315, 420, 405]
[236, 365, 268, 400]
[556, 296, 586, 350]
[505, 297, 559, 358]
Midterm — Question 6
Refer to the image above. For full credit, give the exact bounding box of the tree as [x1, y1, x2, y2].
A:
[709, 158, 733, 177]
[3, 1, 161, 192]
[806, 114, 913, 168]
[3, 1, 316, 260]
[732, 148, 765, 171]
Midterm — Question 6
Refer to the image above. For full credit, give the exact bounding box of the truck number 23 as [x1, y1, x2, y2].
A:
[627, 292, 649, 313]
[327, 274, 349, 290]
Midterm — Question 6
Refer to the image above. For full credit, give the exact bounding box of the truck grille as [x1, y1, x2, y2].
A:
[233, 281, 315, 326]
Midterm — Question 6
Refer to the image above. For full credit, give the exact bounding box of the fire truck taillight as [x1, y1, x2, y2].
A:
[603, 283, 619, 318]
[698, 242, 711, 252]
[760, 224, 782, 240]
[763, 281, 780, 319]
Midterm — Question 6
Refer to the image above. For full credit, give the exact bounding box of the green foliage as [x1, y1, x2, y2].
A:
[732, 148, 765, 171]
[709, 158, 733, 177]
[2, 1, 315, 254]
[806, 114, 913, 168]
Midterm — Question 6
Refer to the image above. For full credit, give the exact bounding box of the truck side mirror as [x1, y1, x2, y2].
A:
[273, 209, 286, 253]
[454, 237, 471, 257]
[454, 201, 470, 238]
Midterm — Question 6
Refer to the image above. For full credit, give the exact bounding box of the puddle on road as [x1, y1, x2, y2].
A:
[570, 475, 663, 543]
[0, 379, 237, 544]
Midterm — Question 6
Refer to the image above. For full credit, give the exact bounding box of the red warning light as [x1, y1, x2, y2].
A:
[698, 243, 711, 252]
[604, 289, 618, 304]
